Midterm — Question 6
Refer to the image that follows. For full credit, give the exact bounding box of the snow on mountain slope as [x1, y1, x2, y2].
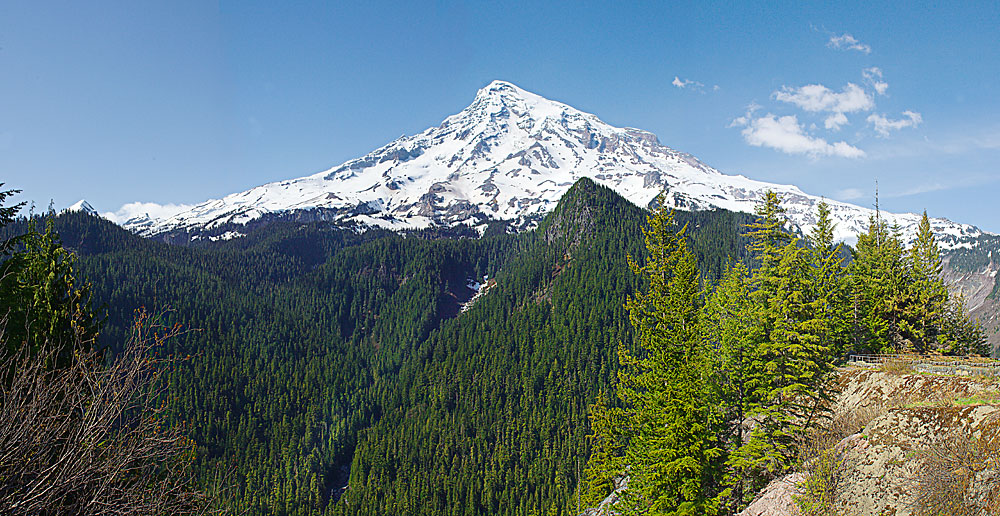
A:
[65, 200, 98, 216]
[121, 80, 986, 247]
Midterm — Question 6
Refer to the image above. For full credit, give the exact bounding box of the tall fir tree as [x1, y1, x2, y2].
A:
[807, 201, 850, 358]
[723, 191, 836, 509]
[701, 261, 762, 512]
[898, 210, 950, 352]
[849, 206, 907, 353]
[586, 200, 723, 515]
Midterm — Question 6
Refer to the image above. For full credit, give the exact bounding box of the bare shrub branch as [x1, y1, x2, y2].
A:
[913, 414, 1000, 516]
[0, 309, 219, 515]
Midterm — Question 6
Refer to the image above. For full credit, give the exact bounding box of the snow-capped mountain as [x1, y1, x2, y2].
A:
[66, 200, 98, 216]
[120, 80, 986, 247]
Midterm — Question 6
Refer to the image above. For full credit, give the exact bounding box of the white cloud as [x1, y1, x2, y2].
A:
[827, 33, 871, 54]
[774, 83, 874, 113]
[862, 67, 889, 95]
[836, 188, 865, 200]
[103, 201, 193, 224]
[824, 112, 849, 131]
[888, 182, 947, 198]
[728, 102, 761, 128]
[867, 110, 923, 137]
[885, 174, 1000, 198]
[672, 76, 708, 92]
[734, 112, 866, 158]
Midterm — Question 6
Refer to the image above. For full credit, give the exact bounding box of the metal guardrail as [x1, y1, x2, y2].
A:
[847, 354, 1000, 376]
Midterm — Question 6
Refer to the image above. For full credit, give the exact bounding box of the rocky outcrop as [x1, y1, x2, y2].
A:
[833, 405, 999, 515]
[579, 369, 999, 516]
[744, 369, 1000, 516]
[736, 473, 805, 516]
[581, 474, 628, 516]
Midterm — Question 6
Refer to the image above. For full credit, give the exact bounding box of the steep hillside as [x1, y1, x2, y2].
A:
[942, 235, 1000, 356]
[9, 179, 752, 516]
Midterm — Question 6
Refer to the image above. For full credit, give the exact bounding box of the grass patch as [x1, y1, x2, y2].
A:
[880, 360, 915, 375]
[954, 390, 1000, 406]
[902, 390, 1000, 408]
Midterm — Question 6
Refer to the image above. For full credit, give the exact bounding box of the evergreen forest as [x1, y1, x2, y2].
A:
[0, 178, 987, 515]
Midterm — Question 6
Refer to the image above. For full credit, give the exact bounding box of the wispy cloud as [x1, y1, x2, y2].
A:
[827, 33, 871, 54]
[731, 111, 865, 158]
[931, 131, 1000, 152]
[888, 182, 948, 198]
[882, 174, 999, 199]
[836, 188, 865, 200]
[672, 76, 713, 93]
[867, 110, 923, 137]
[774, 83, 874, 113]
[862, 67, 889, 95]
[824, 112, 849, 131]
[104, 202, 193, 224]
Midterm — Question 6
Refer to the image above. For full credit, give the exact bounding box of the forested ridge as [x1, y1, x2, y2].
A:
[0, 178, 752, 515]
[581, 191, 988, 516]
[1, 177, 983, 515]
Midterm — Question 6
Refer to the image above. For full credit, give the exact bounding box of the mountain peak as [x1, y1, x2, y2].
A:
[66, 199, 98, 216]
[119, 82, 987, 250]
[462, 80, 567, 120]
[477, 80, 523, 97]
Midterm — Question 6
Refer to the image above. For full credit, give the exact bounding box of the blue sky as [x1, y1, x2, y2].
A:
[2, 1, 999, 231]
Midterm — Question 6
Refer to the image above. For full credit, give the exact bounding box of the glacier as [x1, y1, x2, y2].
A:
[118, 80, 987, 248]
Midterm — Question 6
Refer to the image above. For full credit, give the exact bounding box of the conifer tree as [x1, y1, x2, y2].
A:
[942, 290, 989, 356]
[807, 201, 850, 358]
[897, 211, 950, 352]
[849, 206, 985, 355]
[701, 261, 762, 512]
[0, 184, 25, 256]
[586, 200, 722, 515]
[623, 204, 722, 515]
[850, 207, 907, 353]
[580, 391, 628, 508]
[0, 217, 100, 366]
[723, 191, 836, 508]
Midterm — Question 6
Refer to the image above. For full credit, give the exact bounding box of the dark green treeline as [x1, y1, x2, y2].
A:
[0, 178, 751, 515]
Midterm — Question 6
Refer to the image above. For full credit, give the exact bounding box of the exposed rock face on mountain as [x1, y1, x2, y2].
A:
[117, 80, 987, 250]
[737, 473, 807, 516]
[942, 237, 1000, 356]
